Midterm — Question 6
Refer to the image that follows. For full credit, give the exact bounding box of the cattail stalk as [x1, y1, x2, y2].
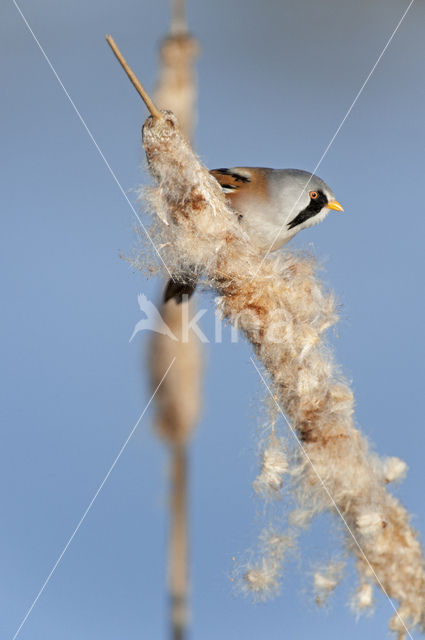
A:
[169, 444, 188, 640]
[140, 113, 425, 639]
[149, 6, 200, 640]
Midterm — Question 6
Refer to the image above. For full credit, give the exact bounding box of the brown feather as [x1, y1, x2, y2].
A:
[210, 167, 270, 212]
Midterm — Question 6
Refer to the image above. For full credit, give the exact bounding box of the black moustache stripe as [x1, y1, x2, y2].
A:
[287, 191, 328, 230]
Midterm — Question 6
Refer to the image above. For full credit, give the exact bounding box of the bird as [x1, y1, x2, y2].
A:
[164, 167, 343, 303]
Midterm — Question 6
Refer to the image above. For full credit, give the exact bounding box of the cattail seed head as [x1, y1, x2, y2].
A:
[141, 110, 425, 637]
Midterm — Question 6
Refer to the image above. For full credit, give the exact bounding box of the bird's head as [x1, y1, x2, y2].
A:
[274, 169, 343, 234]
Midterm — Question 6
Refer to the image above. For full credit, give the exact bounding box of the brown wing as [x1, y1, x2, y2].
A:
[209, 167, 270, 212]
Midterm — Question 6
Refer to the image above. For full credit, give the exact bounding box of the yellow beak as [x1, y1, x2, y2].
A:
[327, 199, 344, 212]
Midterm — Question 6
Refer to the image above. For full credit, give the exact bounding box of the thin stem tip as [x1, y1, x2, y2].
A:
[105, 35, 162, 120]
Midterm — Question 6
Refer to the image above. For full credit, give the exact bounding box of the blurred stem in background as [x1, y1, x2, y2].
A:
[148, 3, 201, 639]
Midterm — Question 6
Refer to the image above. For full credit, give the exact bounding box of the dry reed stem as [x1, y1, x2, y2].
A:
[171, 0, 188, 36]
[139, 111, 425, 637]
[106, 35, 163, 120]
[169, 444, 188, 640]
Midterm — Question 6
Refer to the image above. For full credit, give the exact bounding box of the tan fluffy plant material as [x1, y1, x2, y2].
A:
[313, 561, 345, 607]
[242, 529, 293, 600]
[253, 432, 289, 499]
[141, 111, 425, 638]
[351, 581, 374, 615]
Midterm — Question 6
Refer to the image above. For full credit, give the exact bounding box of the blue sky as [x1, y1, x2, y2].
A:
[2, 0, 425, 638]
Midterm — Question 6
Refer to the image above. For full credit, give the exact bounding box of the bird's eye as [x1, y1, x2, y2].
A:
[309, 191, 319, 200]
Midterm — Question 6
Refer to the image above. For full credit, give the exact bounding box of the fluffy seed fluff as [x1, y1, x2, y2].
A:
[141, 112, 425, 637]
[313, 561, 345, 607]
[241, 529, 293, 600]
[351, 581, 374, 614]
[253, 433, 289, 499]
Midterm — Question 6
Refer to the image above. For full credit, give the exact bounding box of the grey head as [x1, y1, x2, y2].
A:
[268, 169, 343, 235]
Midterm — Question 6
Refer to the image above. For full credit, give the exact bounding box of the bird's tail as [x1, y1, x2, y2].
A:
[163, 278, 197, 304]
